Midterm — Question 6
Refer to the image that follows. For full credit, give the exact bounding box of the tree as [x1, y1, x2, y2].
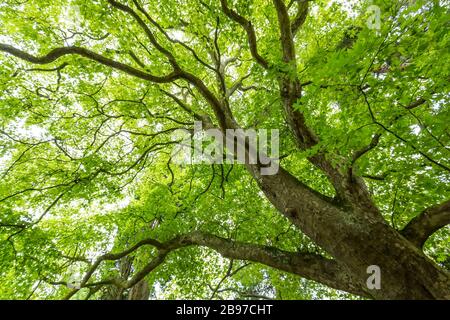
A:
[0, 0, 449, 300]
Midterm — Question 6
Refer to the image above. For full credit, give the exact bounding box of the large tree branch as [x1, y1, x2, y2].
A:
[265, 5, 377, 214]
[291, 0, 309, 35]
[402, 200, 450, 248]
[270, 0, 372, 209]
[273, 0, 296, 62]
[108, 0, 234, 130]
[0, 1, 234, 134]
[271, 0, 326, 154]
[220, 0, 269, 69]
[0, 43, 180, 83]
[176, 232, 367, 297]
[271, 0, 318, 150]
[61, 231, 368, 299]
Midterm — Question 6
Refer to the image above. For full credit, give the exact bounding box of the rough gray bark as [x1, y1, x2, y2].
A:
[128, 280, 150, 300]
[249, 166, 450, 299]
[402, 200, 450, 248]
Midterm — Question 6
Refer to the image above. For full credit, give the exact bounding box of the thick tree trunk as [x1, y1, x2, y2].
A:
[128, 280, 150, 300]
[249, 166, 450, 299]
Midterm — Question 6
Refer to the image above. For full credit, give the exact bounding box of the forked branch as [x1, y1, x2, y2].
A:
[60, 231, 368, 299]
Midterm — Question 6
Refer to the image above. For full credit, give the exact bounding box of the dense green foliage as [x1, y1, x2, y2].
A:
[0, 0, 448, 299]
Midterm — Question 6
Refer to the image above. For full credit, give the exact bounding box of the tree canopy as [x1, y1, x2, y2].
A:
[0, 0, 449, 300]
